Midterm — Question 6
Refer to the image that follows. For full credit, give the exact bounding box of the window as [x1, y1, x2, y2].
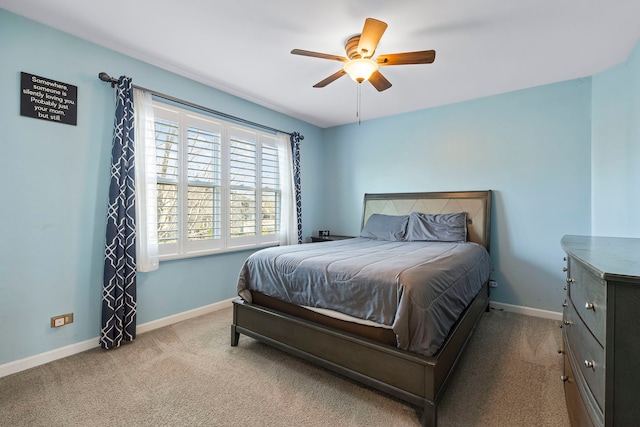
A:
[152, 102, 287, 259]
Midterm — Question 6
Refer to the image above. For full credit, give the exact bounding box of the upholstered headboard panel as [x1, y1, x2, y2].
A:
[362, 191, 492, 251]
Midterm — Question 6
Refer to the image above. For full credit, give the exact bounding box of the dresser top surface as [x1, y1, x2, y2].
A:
[562, 235, 640, 283]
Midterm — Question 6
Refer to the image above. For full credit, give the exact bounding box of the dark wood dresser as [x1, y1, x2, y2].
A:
[561, 235, 640, 426]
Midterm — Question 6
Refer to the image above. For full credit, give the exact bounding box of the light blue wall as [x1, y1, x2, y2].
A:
[0, 10, 324, 365]
[323, 79, 593, 312]
[591, 39, 640, 237]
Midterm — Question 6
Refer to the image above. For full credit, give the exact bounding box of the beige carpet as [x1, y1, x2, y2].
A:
[0, 307, 570, 426]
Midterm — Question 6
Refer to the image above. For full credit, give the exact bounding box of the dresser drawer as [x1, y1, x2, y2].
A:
[564, 301, 605, 411]
[563, 349, 599, 427]
[568, 258, 606, 345]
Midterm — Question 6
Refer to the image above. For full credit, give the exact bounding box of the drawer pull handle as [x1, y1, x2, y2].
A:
[561, 375, 568, 382]
[562, 301, 568, 308]
[584, 360, 595, 369]
[562, 267, 568, 272]
[566, 277, 574, 283]
[585, 302, 595, 311]
[564, 320, 572, 326]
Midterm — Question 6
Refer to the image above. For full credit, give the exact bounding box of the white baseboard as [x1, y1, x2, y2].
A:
[0, 337, 101, 380]
[490, 301, 563, 321]
[0, 298, 234, 379]
[2, 298, 558, 379]
[136, 297, 234, 334]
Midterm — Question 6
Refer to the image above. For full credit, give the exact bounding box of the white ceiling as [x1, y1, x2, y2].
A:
[3, 1, 640, 128]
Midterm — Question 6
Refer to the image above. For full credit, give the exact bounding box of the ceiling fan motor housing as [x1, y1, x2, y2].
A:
[345, 35, 365, 59]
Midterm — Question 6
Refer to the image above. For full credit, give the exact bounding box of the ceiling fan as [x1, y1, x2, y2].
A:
[291, 18, 436, 92]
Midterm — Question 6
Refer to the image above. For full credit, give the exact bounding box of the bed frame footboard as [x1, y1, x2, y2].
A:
[230, 282, 489, 427]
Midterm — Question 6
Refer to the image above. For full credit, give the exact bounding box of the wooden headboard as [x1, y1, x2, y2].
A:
[362, 190, 492, 251]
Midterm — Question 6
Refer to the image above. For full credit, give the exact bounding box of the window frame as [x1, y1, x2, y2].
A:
[152, 101, 284, 261]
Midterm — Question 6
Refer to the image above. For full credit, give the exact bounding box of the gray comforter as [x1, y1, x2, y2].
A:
[237, 237, 492, 356]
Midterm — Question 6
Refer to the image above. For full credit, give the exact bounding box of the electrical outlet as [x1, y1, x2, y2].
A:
[51, 313, 74, 328]
[489, 280, 498, 288]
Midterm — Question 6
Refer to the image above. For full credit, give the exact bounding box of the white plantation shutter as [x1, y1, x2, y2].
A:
[185, 118, 223, 253]
[154, 116, 180, 255]
[186, 126, 221, 242]
[229, 129, 257, 244]
[261, 139, 281, 237]
[150, 102, 286, 259]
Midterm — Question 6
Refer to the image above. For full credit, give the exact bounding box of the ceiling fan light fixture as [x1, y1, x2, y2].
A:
[343, 58, 378, 83]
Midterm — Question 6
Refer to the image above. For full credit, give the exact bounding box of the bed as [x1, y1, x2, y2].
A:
[231, 190, 492, 426]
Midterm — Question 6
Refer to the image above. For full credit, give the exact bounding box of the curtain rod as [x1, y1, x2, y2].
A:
[98, 72, 303, 140]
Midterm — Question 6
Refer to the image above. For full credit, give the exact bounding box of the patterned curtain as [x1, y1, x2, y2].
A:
[101, 76, 137, 350]
[290, 132, 303, 244]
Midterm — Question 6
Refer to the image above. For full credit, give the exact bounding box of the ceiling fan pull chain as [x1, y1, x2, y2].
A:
[357, 83, 361, 125]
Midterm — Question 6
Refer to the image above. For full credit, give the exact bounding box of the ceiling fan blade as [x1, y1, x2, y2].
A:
[368, 70, 392, 92]
[377, 50, 436, 65]
[357, 18, 388, 58]
[291, 49, 348, 62]
[313, 69, 347, 88]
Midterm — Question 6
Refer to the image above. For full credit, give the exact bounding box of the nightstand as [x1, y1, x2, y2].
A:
[309, 235, 355, 243]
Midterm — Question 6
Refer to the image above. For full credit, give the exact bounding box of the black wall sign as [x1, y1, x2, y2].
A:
[20, 72, 78, 126]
